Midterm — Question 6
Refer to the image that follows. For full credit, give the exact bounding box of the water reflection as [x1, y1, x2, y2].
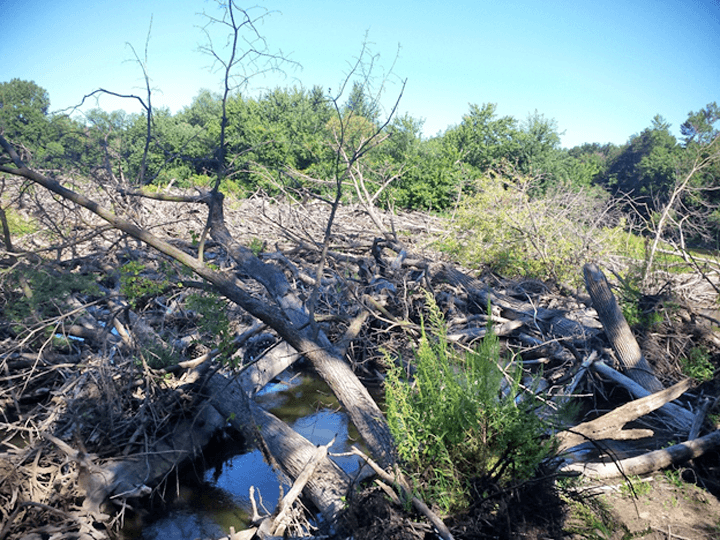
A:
[134, 368, 362, 539]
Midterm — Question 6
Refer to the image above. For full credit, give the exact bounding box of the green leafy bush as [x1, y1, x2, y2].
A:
[120, 261, 170, 309]
[384, 292, 553, 513]
[681, 346, 714, 382]
[441, 171, 618, 284]
[186, 291, 235, 366]
[1, 264, 98, 339]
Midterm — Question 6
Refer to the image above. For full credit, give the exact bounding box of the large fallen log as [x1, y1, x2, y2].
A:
[590, 360, 694, 432]
[204, 371, 351, 525]
[561, 429, 720, 479]
[0, 142, 396, 472]
[44, 401, 225, 515]
[583, 263, 664, 392]
[558, 377, 694, 454]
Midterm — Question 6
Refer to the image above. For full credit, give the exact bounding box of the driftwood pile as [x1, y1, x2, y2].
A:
[1, 153, 719, 539]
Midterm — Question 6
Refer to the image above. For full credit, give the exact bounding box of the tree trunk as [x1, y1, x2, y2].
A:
[583, 263, 664, 392]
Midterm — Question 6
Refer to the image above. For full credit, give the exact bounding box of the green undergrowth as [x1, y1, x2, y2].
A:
[0, 263, 99, 343]
[384, 292, 556, 514]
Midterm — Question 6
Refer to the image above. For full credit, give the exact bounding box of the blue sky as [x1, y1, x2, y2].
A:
[1, 0, 718, 147]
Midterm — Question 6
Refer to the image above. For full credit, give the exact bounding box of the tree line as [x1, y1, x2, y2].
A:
[1, 77, 718, 247]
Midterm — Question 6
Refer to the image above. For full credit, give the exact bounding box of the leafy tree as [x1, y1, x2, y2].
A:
[604, 115, 681, 212]
[681, 102, 720, 146]
[515, 111, 568, 190]
[43, 114, 86, 167]
[388, 131, 466, 211]
[344, 81, 380, 122]
[0, 79, 51, 158]
[221, 87, 333, 191]
[83, 108, 133, 178]
[567, 142, 617, 184]
[443, 103, 520, 172]
[179, 89, 223, 128]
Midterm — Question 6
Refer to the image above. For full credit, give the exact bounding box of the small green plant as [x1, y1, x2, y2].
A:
[561, 494, 619, 539]
[186, 292, 235, 365]
[615, 270, 663, 329]
[2, 264, 98, 338]
[120, 261, 170, 309]
[248, 237, 264, 256]
[384, 292, 553, 514]
[143, 342, 177, 369]
[664, 468, 684, 488]
[189, 229, 199, 247]
[680, 346, 714, 382]
[2, 204, 37, 236]
[619, 476, 653, 498]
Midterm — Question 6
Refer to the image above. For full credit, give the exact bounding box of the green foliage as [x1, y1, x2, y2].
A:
[1, 264, 98, 338]
[602, 115, 681, 214]
[247, 237, 264, 256]
[119, 261, 169, 309]
[186, 292, 235, 365]
[0, 79, 50, 152]
[441, 171, 617, 283]
[384, 292, 552, 513]
[388, 132, 467, 211]
[680, 346, 714, 382]
[619, 476, 653, 498]
[663, 468, 685, 488]
[614, 269, 664, 329]
[1, 204, 37, 236]
[562, 493, 620, 539]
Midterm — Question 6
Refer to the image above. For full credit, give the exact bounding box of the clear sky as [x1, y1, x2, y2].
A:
[1, 0, 718, 148]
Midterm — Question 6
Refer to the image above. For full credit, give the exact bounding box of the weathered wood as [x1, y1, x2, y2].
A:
[2, 151, 396, 471]
[562, 429, 720, 479]
[207, 190, 397, 469]
[44, 403, 225, 514]
[558, 377, 694, 453]
[270, 436, 334, 536]
[204, 371, 351, 525]
[583, 263, 664, 392]
[591, 361, 693, 432]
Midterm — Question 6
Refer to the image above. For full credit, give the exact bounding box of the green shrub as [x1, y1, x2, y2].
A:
[384, 292, 553, 514]
[1, 264, 98, 340]
[120, 261, 170, 309]
[441, 172, 618, 284]
[186, 291, 235, 366]
[681, 346, 714, 382]
[2, 205, 37, 237]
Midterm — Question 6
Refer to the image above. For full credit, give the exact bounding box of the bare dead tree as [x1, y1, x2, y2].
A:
[643, 133, 720, 283]
[194, 0, 299, 260]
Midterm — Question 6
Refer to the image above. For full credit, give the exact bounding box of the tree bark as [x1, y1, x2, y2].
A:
[558, 377, 694, 453]
[591, 360, 693, 432]
[0, 137, 396, 470]
[561, 429, 720, 479]
[204, 372, 350, 524]
[583, 263, 664, 392]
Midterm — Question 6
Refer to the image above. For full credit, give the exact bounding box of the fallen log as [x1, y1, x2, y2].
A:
[204, 371, 351, 525]
[583, 263, 664, 392]
[558, 377, 694, 454]
[269, 436, 335, 536]
[591, 360, 694, 432]
[43, 401, 225, 515]
[561, 429, 720, 479]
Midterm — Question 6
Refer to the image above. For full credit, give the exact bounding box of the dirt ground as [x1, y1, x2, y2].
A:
[563, 470, 720, 540]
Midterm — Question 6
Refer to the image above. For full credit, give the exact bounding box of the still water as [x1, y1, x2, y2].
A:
[129, 368, 364, 539]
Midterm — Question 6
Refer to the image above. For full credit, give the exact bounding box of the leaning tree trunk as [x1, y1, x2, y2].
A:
[583, 263, 664, 393]
[0, 135, 397, 470]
